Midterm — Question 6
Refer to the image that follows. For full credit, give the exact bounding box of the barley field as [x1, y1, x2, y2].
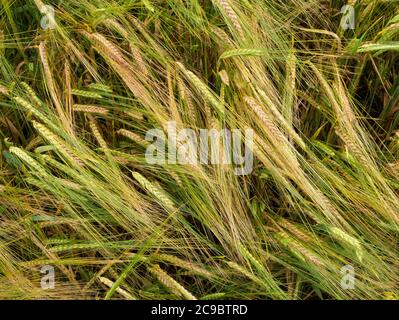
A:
[0, 0, 399, 300]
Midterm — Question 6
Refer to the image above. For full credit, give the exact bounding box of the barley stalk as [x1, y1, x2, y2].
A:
[283, 52, 296, 127]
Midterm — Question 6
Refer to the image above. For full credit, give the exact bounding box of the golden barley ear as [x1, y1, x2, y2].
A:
[148, 264, 197, 300]
[214, 0, 244, 37]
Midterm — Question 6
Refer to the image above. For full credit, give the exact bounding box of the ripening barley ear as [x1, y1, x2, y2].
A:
[152, 253, 214, 279]
[73, 104, 109, 115]
[147, 264, 197, 300]
[38, 42, 73, 134]
[176, 62, 225, 116]
[132, 171, 176, 212]
[213, 0, 244, 38]
[117, 129, 149, 147]
[31, 121, 84, 168]
[88, 115, 108, 151]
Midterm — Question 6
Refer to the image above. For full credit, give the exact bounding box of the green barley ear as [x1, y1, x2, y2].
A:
[71, 89, 103, 99]
[200, 293, 226, 300]
[273, 232, 325, 267]
[176, 62, 224, 115]
[142, 0, 155, 12]
[12, 96, 55, 130]
[9, 147, 47, 177]
[225, 260, 285, 299]
[53, 177, 81, 190]
[87, 83, 113, 93]
[31, 120, 84, 167]
[132, 172, 176, 211]
[226, 260, 265, 284]
[219, 48, 264, 60]
[20, 82, 44, 108]
[238, 243, 287, 299]
[327, 226, 365, 263]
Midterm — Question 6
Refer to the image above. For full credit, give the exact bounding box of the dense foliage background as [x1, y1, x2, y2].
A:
[0, 0, 399, 299]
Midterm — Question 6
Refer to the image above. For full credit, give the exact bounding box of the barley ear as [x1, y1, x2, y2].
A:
[148, 264, 197, 300]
